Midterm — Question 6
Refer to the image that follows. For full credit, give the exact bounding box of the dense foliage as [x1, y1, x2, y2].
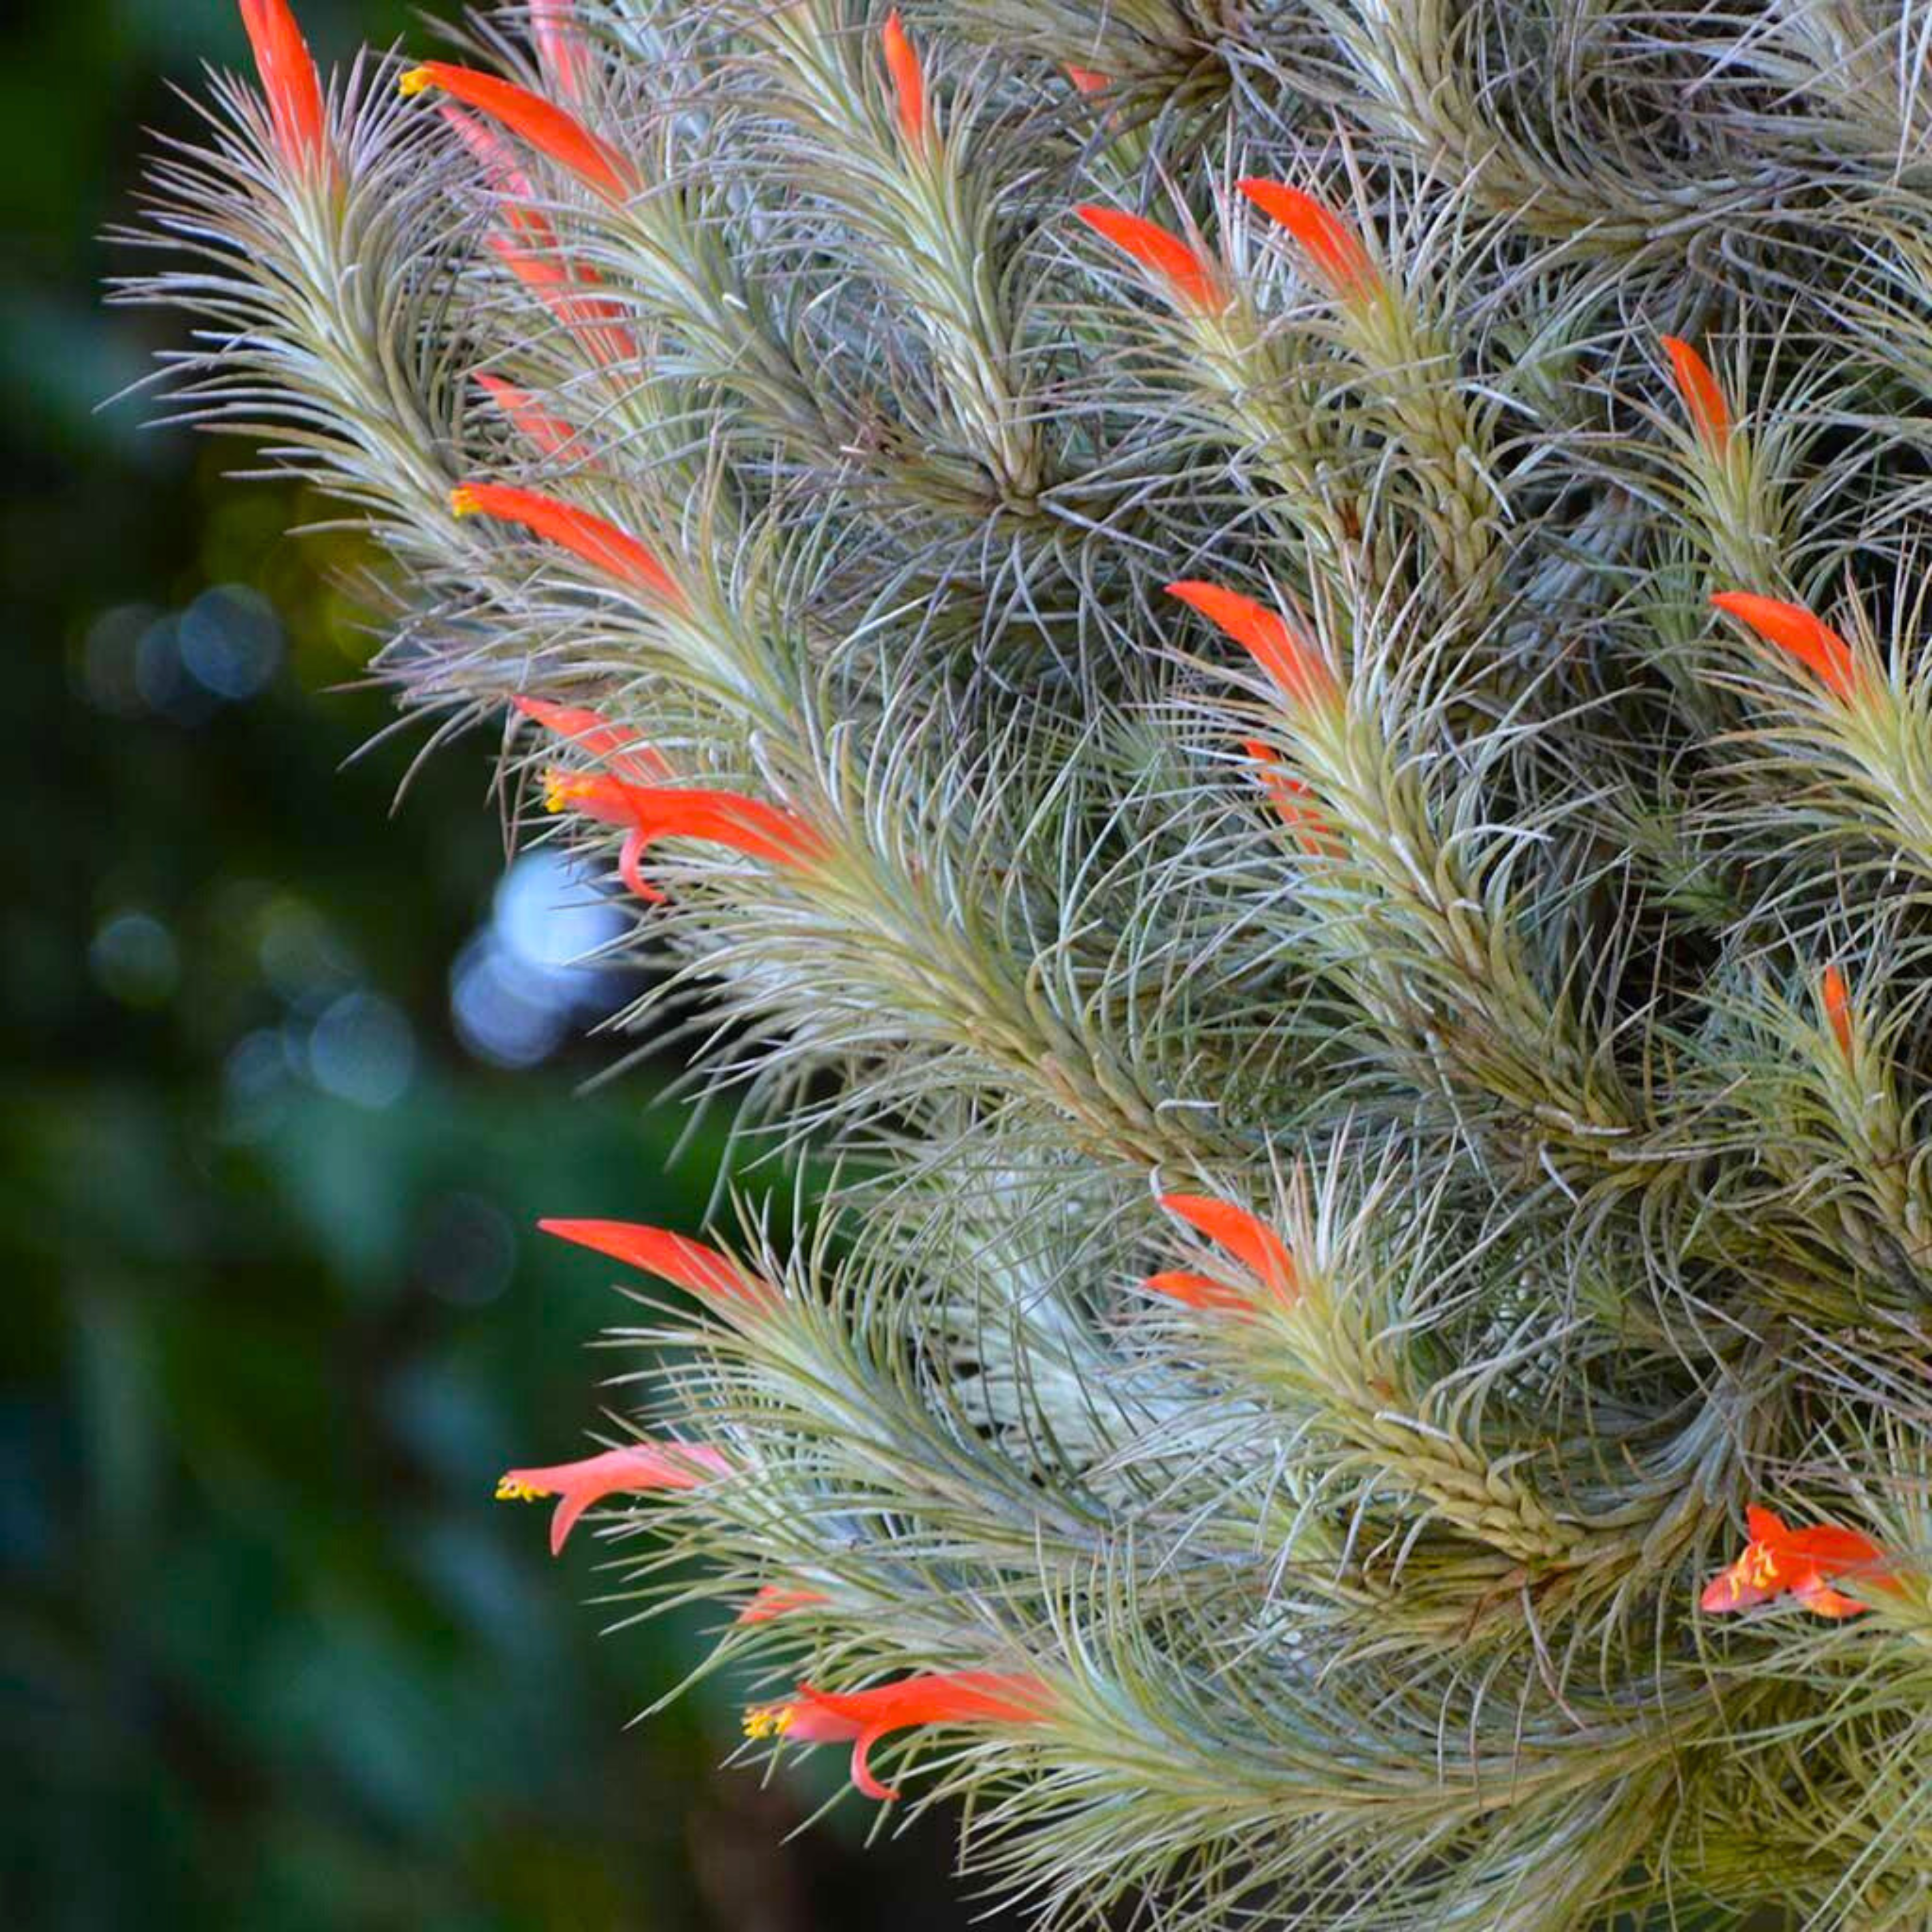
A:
[135, 1, 1932, 1924]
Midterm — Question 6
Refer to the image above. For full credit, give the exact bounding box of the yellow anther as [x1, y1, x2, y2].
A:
[451, 486, 481, 518]
[742, 1705, 794, 1741]
[495, 1477, 550, 1503]
[543, 768, 593, 815]
[399, 67, 437, 100]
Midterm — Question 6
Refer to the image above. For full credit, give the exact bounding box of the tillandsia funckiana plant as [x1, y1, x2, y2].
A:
[126, 0, 1932, 1923]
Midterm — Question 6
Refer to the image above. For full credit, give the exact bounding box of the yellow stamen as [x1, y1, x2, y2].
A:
[543, 768, 594, 814]
[399, 67, 437, 100]
[495, 1477, 552, 1503]
[451, 486, 482, 518]
[742, 1704, 795, 1741]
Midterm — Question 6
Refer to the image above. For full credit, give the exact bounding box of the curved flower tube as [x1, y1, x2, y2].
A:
[497, 1441, 732, 1555]
[1820, 965, 1854, 1063]
[453, 483, 681, 605]
[1074, 206, 1222, 310]
[539, 1217, 780, 1322]
[1167, 580, 1341, 714]
[400, 61, 634, 201]
[736, 1585, 829, 1625]
[882, 10, 927, 146]
[238, 0, 327, 176]
[1709, 592, 1863, 702]
[542, 771, 826, 905]
[1238, 179, 1379, 303]
[743, 1672, 1053, 1801]
[1243, 739, 1340, 856]
[1157, 1192, 1299, 1307]
[1660, 334, 1730, 457]
[530, 0, 587, 103]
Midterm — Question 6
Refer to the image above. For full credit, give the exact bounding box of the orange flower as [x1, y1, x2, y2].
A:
[1243, 739, 1340, 856]
[238, 0, 327, 176]
[542, 771, 827, 904]
[1660, 334, 1730, 457]
[1167, 580, 1341, 713]
[882, 10, 926, 146]
[512, 694, 670, 783]
[538, 1216, 780, 1322]
[1820, 965, 1854, 1062]
[400, 61, 635, 202]
[736, 1585, 829, 1625]
[530, 0, 587, 103]
[743, 1672, 1053, 1801]
[1709, 592, 1863, 702]
[476, 376, 585, 461]
[1074, 206, 1222, 311]
[487, 231, 638, 369]
[452, 482, 682, 605]
[1238, 179, 1378, 303]
[441, 102, 538, 204]
[1700, 1506, 1895, 1619]
[1065, 65, 1110, 94]
[1152, 1191, 1299, 1310]
[497, 1440, 730, 1555]
[1141, 1269, 1253, 1313]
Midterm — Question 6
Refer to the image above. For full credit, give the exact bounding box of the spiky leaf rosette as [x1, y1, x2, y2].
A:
[125, 1, 1932, 1925]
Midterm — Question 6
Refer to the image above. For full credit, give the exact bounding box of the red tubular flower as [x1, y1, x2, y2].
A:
[736, 1585, 829, 1625]
[1660, 334, 1730, 457]
[1238, 179, 1378, 303]
[538, 1216, 780, 1321]
[530, 0, 587, 102]
[1709, 592, 1863, 702]
[442, 104, 538, 204]
[488, 232, 638, 368]
[1700, 1506, 1897, 1619]
[882, 10, 927, 146]
[743, 1672, 1053, 1801]
[1167, 580, 1341, 713]
[1160, 1191, 1299, 1306]
[1142, 1269, 1253, 1314]
[238, 0, 327, 176]
[513, 694, 671, 783]
[543, 772, 827, 904]
[400, 61, 635, 202]
[497, 1440, 730, 1555]
[1074, 206, 1222, 310]
[1821, 965, 1854, 1062]
[476, 375, 585, 461]
[1065, 65, 1111, 95]
[453, 482, 682, 605]
[1243, 739, 1340, 856]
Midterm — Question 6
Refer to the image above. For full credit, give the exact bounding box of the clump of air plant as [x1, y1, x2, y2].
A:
[128, 1, 1932, 1925]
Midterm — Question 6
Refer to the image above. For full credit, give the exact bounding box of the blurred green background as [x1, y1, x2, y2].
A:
[2, 5, 995, 1926]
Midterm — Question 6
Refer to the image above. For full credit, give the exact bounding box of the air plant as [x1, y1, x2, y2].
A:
[125, 1, 1932, 1925]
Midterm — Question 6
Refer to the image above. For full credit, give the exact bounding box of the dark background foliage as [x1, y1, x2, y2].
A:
[1, 5, 991, 1925]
